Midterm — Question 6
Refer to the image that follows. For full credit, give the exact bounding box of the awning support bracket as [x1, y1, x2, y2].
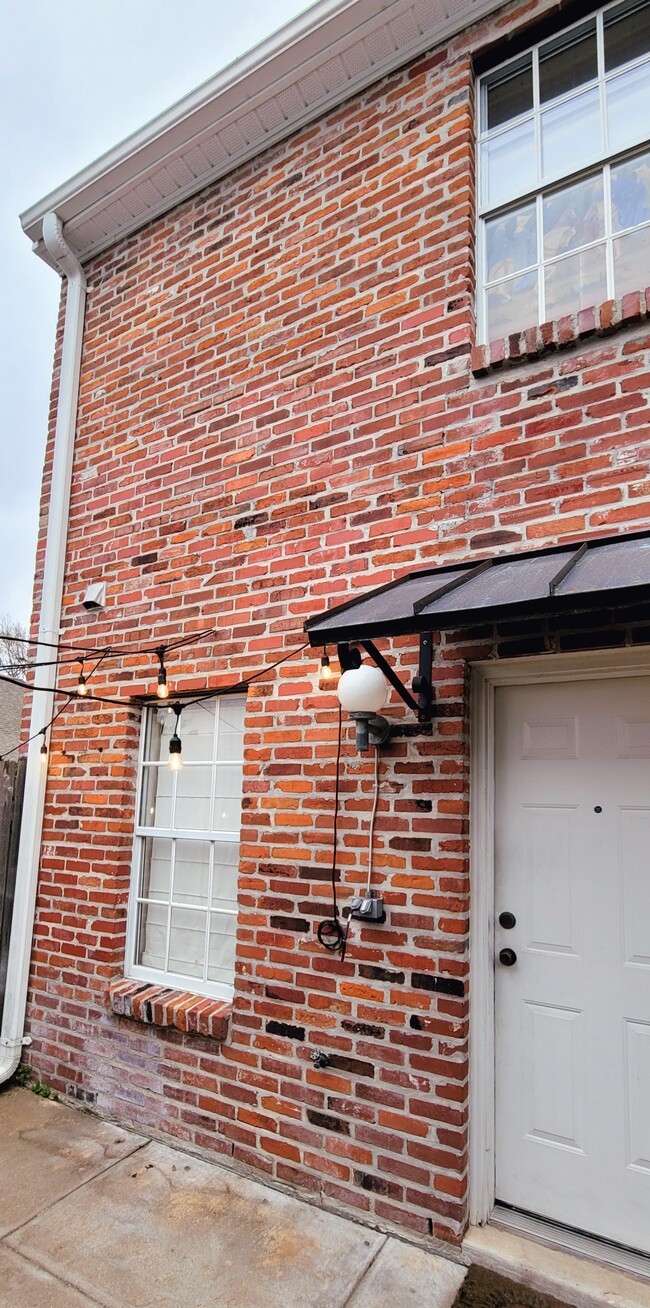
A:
[357, 636, 434, 723]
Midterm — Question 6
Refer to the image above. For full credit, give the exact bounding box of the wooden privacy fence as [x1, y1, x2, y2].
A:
[0, 759, 25, 1024]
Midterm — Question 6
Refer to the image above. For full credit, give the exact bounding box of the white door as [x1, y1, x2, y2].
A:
[494, 677, 650, 1254]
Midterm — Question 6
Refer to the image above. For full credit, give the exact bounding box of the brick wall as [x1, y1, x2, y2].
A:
[23, 0, 650, 1247]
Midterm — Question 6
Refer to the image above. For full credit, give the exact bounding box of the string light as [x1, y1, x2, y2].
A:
[0, 636, 310, 763]
[320, 651, 332, 681]
[168, 705, 183, 771]
[156, 646, 169, 700]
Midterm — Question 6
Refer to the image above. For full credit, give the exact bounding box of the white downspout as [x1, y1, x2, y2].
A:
[0, 213, 86, 1082]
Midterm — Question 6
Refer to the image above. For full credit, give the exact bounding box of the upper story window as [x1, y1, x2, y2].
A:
[126, 697, 245, 1002]
[478, 0, 650, 342]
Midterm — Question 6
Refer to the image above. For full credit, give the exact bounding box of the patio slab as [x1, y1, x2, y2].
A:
[7, 1138, 387, 1308]
[347, 1237, 466, 1307]
[0, 1087, 146, 1237]
[0, 1244, 102, 1308]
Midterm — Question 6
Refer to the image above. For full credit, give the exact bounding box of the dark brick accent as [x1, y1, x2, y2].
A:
[265, 1020, 305, 1041]
[411, 974, 465, 997]
[306, 1109, 350, 1134]
[359, 965, 405, 984]
[354, 1170, 402, 1199]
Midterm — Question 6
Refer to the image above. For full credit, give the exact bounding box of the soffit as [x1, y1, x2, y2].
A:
[21, 0, 501, 271]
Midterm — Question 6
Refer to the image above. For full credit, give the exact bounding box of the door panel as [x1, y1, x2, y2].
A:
[494, 677, 650, 1254]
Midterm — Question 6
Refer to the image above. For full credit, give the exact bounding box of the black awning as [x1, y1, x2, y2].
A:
[305, 530, 650, 644]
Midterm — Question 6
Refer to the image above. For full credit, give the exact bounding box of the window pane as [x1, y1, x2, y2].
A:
[208, 912, 237, 984]
[140, 836, 171, 900]
[541, 87, 602, 179]
[179, 702, 215, 763]
[485, 270, 538, 340]
[172, 839, 211, 907]
[539, 21, 597, 103]
[217, 697, 246, 761]
[611, 150, 650, 231]
[614, 226, 650, 296]
[485, 203, 537, 282]
[168, 907, 206, 979]
[481, 118, 536, 208]
[485, 56, 533, 130]
[543, 174, 604, 259]
[212, 843, 240, 912]
[544, 243, 607, 320]
[144, 707, 175, 762]
[175, 765, 212, 830]
[213, 766, 244, 833]
[139, 764, 173, 828]
[606, 64, 650, 152]
[604, 0, 650, 71]
[137, 900, 167, 971]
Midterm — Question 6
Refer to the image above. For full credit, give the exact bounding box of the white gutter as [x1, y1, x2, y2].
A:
[0, 214, 86, 1082]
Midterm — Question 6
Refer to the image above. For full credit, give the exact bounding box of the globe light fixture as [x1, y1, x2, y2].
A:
[336, 663, 391, 751]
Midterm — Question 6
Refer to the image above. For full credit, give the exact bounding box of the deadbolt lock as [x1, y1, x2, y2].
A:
[498, 911, 516, 929]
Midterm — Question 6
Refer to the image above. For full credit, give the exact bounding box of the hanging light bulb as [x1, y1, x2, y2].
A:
[320, 651, 332, 681]
[168, 706, 183, 771]
[156, 646, 169, 700]
[39, 732, 48, 763]
[77, 662, 88, 696]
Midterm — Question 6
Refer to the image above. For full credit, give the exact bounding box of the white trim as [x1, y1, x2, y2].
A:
[21, 0, 505, 269]
[468, 646, 650, 1227]
[125, 699, 245, 1002]
[0, 216, 87, 1086]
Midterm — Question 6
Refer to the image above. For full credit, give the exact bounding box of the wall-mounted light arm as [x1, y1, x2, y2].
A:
[360, 640, 419, 715]
[359, 636, 433, 723]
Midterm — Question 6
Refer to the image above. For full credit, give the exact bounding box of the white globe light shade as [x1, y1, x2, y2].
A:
[336, 665, 388, 713]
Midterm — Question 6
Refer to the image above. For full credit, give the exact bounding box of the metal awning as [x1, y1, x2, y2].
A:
[305, 530, 650, 645]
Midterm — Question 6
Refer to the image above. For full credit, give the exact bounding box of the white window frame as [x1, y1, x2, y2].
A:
[125, 696, 246, 1002]
[477, 0, 650, 342]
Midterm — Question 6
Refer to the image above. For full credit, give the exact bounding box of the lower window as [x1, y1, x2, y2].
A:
[126, 696, 246, 1001]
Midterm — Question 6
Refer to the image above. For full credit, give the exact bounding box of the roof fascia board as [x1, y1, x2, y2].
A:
[21, 0, 502, 268]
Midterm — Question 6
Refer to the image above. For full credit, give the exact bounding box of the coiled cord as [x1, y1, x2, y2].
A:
[317, 704, 352, 958]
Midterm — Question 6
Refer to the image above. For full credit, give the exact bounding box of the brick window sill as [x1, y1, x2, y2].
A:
[107, 979, 231, 1041]
[471, 288, 650, 377]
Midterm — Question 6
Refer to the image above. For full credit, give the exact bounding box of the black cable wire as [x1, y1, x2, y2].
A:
[0, 693, 75, 762]
[0, 624, 219, 659]
[317, 704, 351, 960]
[0, 639, 313, 758]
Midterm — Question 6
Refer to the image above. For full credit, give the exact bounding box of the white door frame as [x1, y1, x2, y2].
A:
[468, 646, 650, 1227]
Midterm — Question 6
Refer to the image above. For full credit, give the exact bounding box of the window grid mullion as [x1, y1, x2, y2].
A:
[536, 193, 545, 327]
[164, 839, 175, 975]
[603, 161, 616, 298]
[204, 843, 215, 983]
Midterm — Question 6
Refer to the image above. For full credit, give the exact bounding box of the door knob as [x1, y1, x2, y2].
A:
[499, 948, 517, 967]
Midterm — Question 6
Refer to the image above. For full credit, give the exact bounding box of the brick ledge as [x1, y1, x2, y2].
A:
[472, 288, 650, 376]
[107, 978, 231, 1041]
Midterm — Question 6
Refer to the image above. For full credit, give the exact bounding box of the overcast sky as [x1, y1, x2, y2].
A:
[0, 0, 313, 627]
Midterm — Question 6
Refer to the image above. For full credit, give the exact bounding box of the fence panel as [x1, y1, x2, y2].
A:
[0, 758, 26, 1024]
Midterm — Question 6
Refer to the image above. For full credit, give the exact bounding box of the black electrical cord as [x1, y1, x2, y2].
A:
[317, 703, 353, 960]
[0, 639, 312, 759]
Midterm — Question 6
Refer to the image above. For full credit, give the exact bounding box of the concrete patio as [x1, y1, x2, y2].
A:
[0, 1085, 465, 1308]
[2, 1085, 650, 1308]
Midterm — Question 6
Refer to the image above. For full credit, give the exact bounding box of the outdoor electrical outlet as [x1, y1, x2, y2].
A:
[350, 894, 386, 923]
